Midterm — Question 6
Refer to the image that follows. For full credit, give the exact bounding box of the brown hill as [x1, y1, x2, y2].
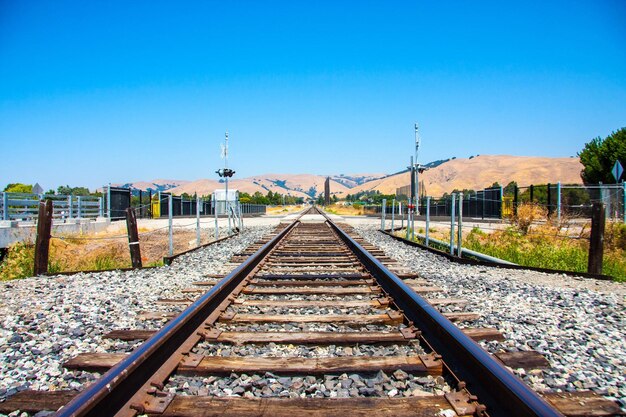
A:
[338, 155, 584, 197]
[170, 174, 350, 198]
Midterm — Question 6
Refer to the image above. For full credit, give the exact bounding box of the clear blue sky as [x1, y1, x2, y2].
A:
[1, 1, 625, 191]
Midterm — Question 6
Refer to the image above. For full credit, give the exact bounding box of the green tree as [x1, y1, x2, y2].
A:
[71, 187, 90, 196]
[578, 127, 626, 184]
[503, 181, 517, 196]
[3, 183, 32, 193]
[56, 185, 91, 196]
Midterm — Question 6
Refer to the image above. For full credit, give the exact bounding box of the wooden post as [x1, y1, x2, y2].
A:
[513, 185, 518, 217]
[530, 184, 534, 203]
[34, 199, 53, 275]
[125, 207, 142, 268]
[587, 202, 605, 274]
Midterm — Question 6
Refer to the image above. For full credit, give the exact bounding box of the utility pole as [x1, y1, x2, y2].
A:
[216, 131, 235, 235]
[414, 123, 421, 216]
[224, 132, 230, 234]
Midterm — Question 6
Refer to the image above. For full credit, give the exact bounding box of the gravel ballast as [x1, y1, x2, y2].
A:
[2, 216, 624, 412]
[354, 225, 626, 408]
[0, 226, 274, 402]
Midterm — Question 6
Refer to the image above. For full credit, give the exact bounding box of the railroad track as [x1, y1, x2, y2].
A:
[1, 207, 622, 416]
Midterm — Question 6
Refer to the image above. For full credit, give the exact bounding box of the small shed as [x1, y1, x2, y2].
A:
[213, 189, 239, 215]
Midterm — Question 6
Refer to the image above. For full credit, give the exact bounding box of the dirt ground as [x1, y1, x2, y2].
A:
[50, 229, 216, 271]
[266, 205, 307, 215]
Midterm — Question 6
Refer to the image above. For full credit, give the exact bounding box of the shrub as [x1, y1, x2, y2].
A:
[513, 203, 547, 234]
[605, 222, 626, 250]
[0, 242, 34, 280]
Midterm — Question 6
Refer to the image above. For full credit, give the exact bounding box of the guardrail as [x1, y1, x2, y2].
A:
[0, 192, 102, 221]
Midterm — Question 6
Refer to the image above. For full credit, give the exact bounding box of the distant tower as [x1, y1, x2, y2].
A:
[324, 177, 330, 206]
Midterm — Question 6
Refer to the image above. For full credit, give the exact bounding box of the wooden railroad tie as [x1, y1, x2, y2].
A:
[2, 389, 622, 417]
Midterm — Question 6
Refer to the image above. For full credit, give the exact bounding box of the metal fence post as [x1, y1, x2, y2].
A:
[77, 196, 82, 219]
[405, 204, 410, 239]
[2, 192, 7, 220]
[457, 192, 463, 257]
[410, 203, 415, 240]
[213, 196, 218, 240]
[391, 198, 395, 230]
[450, 193, 456, 255]
[381, 199, 386, 231]
[556, 181, 561, 223]
[623, 181, 626, 223]
[168, 194, 173, 257]
[481, 191, 485, 220]
[157, 191, 162, 218]
[547, 183, 552, 218]
[425, 196, 431, 247]
[68, 195, 73, 219]
[499, 186, 503, 219]
[399, 202, 403, 230]
[107, 185, 111, 218]
[238, 201, 243, 231]
[196, 195, 201, 247]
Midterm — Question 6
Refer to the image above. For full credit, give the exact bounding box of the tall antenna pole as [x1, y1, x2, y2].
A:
[216, 131, 236, 236]
[414, 123, 421, 216]
[224, 131, 231, 234]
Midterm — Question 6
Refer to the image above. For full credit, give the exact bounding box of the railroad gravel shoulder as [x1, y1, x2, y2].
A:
[354, 225, 626, 408]
[0, 226, 274, 402]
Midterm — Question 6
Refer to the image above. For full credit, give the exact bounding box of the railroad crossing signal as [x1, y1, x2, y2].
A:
[612, 160, 623, 182]
[216, 168, 235, 178]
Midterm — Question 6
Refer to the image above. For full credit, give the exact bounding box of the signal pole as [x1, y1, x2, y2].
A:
[414, 123, 421, 216]
[216, 131, 235, 235]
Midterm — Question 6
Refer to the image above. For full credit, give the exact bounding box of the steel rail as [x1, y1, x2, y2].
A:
[319, 209, 564, 417]
[55, 209, 311, 417]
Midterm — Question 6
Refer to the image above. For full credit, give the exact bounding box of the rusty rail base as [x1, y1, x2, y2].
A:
[163, 232, 239, 265]
[323, 214, 563, 417]
[54, 216, 304, 417]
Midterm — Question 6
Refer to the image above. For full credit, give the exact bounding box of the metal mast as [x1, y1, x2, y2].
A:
[414, 123, 421, 215]
[216, 131, 235, 235]
[224, 132, 230, 234]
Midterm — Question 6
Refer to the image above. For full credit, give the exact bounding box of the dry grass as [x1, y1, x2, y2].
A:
[395, 208, 626, 281]
[0, 228, 216, 280]
[266, 205, 306, 215]
[324, 204, 365, 216]
[513, 203, 548, 234]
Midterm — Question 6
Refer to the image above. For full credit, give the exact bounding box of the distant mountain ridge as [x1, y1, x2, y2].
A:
[105, 179, 189, 194]
[338, 155, 583, 197]
[108, 155, 584, 199]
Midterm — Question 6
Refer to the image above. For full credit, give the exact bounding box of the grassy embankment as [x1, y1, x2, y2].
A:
[404, 204, 626, 282]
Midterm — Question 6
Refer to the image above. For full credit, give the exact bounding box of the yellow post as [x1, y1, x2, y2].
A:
[502, 196, 513, 218]
[151, 199, 160, 218]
